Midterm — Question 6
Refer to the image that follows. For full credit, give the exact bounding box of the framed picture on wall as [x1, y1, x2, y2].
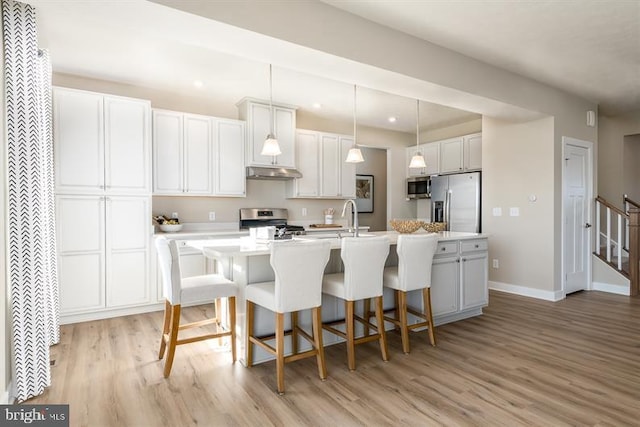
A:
[355, 174, 374, 213]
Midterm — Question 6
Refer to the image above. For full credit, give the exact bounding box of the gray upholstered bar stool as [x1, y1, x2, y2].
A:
[382, 233, 438, 353]
[155, 237, 238, 377]
[245, 239, 332, 395]
[322, 236, 390, 371]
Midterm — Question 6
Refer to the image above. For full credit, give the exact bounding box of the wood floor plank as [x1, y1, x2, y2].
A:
[28, 290, 640, 426]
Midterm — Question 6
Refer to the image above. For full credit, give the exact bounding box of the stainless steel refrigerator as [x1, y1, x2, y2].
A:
[430, 172, 481, 232]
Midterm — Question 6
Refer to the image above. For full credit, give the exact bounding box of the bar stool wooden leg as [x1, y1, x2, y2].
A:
[375, 296, 389, 362]
[275, 312, 285, 394]
[163, 304, 181, 378]
[229, 296, 237, 362]
[291, 311, 299, 355]
[312, 307, 327, 380]
[393, 290, 400, 330]
[346, 300, 356, 371]
[362, 298, 371, 336]
[423, 287, 436, 346]
[215, 297, 223, 347]
[399, 291, 410, 354]
[246, 300, 254, 368]
[158, 299, 171, 359]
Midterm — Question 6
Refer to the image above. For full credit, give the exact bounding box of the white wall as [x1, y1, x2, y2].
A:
[483, 116, 556, 294]
[623, 134, 640, 202]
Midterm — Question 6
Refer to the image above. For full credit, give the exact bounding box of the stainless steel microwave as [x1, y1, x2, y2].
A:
[406, 176, 431, 199]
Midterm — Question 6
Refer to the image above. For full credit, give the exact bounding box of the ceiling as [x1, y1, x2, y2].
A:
[322, 0, 640, 117]
[24, 0, 639, 138]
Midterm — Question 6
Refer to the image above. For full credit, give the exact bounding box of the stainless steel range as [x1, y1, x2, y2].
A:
[239, 208, 305, 240]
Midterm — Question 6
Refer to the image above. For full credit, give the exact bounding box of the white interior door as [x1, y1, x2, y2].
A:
[563, 138, 593, 294]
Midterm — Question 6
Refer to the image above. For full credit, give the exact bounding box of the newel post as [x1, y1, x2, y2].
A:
[629, 208, 640, 296]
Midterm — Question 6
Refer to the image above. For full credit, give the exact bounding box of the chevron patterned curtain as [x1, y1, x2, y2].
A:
[2, 0, 60, 403]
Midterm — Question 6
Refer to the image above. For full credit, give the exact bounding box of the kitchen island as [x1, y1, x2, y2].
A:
[185, 230, 489, 365]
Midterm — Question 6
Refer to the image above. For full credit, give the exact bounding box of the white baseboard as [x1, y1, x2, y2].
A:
[592, 281, 630, 296]
[489, 281, 564, 301]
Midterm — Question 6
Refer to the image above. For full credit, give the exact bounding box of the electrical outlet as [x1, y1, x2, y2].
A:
[492, 259, 499, 269]
[171, 212, 179, 219]
[492, 207, 502, 217]
[509, 207, 520, 217]
[302, 208, 307, 217]
[208, 211, 216, 221]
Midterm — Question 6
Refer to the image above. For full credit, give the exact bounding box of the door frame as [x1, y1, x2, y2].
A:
[561, 136, 594, 296]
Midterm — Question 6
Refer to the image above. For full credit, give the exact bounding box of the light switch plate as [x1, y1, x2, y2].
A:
[510, 207, 520, 217]
[208, 211, 216, 221]
[492, 207, 502, 217]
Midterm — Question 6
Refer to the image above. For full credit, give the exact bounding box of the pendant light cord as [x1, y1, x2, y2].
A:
[416, 99, 420, 149]
[353, 84, 357, 147]
[269, 64, 275, 136]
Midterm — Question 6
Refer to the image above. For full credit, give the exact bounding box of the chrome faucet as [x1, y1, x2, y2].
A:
[341, 199, 359, 237]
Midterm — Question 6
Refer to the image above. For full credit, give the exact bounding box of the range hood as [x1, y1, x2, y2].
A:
[246, 166, 302, 180]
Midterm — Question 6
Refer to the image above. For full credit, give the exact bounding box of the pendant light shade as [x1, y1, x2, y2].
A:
[409, 99, 426, 169]
[261, 64, 282, 156]
[346, 85, 364, 163]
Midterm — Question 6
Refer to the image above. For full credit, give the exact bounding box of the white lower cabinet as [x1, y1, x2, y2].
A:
[56, 195, 151, 317]
[461, 251, 489, 309]
[430, 255, 460, 316]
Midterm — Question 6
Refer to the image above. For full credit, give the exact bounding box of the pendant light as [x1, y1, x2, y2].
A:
[409, 99, 426, 169]
[261, 64, 282, 156]
[345, 85, 365, 163]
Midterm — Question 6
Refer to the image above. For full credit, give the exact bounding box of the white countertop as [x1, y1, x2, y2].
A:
[185, 230, 489, 258]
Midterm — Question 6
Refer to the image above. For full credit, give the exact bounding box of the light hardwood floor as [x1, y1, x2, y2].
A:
[31, 290, 640, 426]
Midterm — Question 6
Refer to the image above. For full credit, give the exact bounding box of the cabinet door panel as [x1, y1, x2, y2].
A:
[108, 250, 149, 307]
[422, 142, 440, 175]
[215, 119, 246, 196]
[340, 137, 356, 198]
[59, 253, 105, 313]
[153, 111, 183, 194]
[440, 138, 463, 174]
[293, 131, 320, 197]
[464, 134, 482, 171]
[108, 197, 149, 251]
[248, 103, 273, 166]
[320, 134, 340, 197]
[461, 252, 488, 309]
[184, 114, 212, 194]
[430, 256, 459, 316]
[57, 196, 104, 253]
[274, 107, 296, 168]
[54, 89, 104, 193]
[105, 97, 150, 193]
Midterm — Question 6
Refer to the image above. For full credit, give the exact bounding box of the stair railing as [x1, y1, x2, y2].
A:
[596, 196, 639, 296]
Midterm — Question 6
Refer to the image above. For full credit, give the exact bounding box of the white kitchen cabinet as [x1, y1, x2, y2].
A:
[431, 255, 460, 316]
[56, 195, 151, 315]
[54, 87, 151, 194]
[289, 130, 320, 197]
[214, 119, 246, 197]
[439, 137, 464, 174]
[463, 133, 482, 171]
[407, 142, 439, 177]
[287, 130, 355, 199]
[183, 114, 213, 195]
[153, 110, 245, 197]
[237, 98, 296, 168]
[153, 110, 211, 195]
[460, 239, 489, 309]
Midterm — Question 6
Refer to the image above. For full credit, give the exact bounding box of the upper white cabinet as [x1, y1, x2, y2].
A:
[407, 142, 440, 177]
[214, 119, 246, 197]
[152, 110, 245, 197]
[287, 130, 355, 199]
[463, 133, 482, 171]
[439, 137, 464, 174]
[54, 87, 151, 194]
[407, 133, 482, 177]
[237, 98, 296, 168]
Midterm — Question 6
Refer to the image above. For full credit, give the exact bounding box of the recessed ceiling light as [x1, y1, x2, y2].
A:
[312, 102, 322, 109]
[388, 116, 398, 123]
[193, 80, 204, 88]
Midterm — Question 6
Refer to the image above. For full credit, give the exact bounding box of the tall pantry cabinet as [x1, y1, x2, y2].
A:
[53, 87, 152, 322]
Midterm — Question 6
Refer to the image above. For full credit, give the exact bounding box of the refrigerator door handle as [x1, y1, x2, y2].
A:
[445, 190, 451, 231]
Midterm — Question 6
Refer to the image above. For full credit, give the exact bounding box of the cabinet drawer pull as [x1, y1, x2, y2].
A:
[441, 247, 446, 251]
[475, 244, 479, 248]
